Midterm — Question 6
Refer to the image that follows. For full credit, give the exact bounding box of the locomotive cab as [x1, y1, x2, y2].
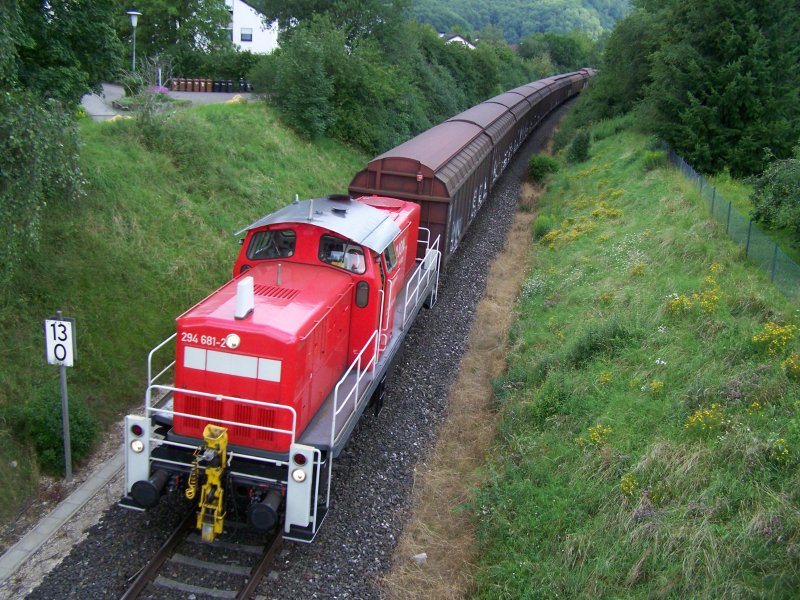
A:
[233, 195, 420, 365]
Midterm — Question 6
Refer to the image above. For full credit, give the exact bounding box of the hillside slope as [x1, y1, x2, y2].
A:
[414, 0, 629, 42]
[473, 120, 800, 597]
[0, 103, 367, 522]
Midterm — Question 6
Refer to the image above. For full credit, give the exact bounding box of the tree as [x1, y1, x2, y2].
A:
[12, 0, 123, 104]
[0, 1, 26, 88]
[644, 0, 800, 176]
[518, 31, 597, 73]
[576, 8, 662, 121]
[0, 91, 84, 285]
[249, 0, 412, 45]
[0, 0, 118, 284]
[262, 6, 541, 153]
[412, 0, 629, 44]
[114, 0, 234, 74]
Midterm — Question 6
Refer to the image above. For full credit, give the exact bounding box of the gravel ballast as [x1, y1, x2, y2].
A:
[24, 103, 571, 600]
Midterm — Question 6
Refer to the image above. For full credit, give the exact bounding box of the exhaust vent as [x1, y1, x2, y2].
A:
[235, 276, 255, 319]
[254, 284, 300, 302]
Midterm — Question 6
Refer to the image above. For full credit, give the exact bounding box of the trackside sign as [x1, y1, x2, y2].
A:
[44, 316, 76, 367]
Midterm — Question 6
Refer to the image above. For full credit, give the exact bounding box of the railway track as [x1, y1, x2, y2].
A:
[121, 511, 282, 600]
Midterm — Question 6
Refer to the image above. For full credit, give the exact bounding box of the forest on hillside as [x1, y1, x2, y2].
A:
[414, 0, 630, 42]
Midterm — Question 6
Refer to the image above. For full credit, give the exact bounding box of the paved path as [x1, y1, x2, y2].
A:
[80, 83, 125, 121]
[0, 451, 123, 585]
[81, 82, 254, 122]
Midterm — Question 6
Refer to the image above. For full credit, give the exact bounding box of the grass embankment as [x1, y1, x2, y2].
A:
[0, 103, 366, 523]
[472, 122, 800, 597]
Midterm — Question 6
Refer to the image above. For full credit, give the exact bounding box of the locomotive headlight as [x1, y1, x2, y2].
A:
[291, 468, 306, 483]
[225, 333, 241, 349]
[130, 439, 145, 453]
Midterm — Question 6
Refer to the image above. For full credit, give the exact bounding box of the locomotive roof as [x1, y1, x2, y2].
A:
[236, 195, 401, 252]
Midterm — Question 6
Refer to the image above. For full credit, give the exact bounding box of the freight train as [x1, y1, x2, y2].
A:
[121, 70, 592, 543]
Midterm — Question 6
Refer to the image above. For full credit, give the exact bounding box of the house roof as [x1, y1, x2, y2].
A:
[238, 0, 263, 14]
[438, 33, 476, 49]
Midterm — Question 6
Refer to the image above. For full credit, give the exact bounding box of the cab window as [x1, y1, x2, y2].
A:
[383, 242, 398, 272]
[319, 234, 366, 274]
[247, 229, 296, 260]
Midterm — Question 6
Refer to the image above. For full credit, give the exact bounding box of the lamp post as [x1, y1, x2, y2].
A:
[127, 10, 142, 71]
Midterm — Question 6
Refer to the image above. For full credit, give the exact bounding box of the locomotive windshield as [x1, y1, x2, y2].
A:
[247, 229, 296, 260]
[319, 234, 366, 274]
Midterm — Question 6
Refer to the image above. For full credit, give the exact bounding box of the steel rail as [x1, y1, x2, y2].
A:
[119, 510, 195, 600]
[120, 510, 282, 600]
[236, 531, 283, 600]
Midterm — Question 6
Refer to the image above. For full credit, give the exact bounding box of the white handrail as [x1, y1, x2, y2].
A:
[401, 236, 441, 328]
[381, 277, 394, 332]
[147, 333, 176, 387]
[330, 329, 380, 445]
[145, 382, 298, 443]
[418, 227, 431, 249]
[380, 277, 395, 348]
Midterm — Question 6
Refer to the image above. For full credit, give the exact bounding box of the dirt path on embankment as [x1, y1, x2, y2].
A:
[381, 150, 556, 598]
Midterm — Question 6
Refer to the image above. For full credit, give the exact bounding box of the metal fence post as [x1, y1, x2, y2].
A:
[770, 244, 778, 282]
[745, 220, 753, 257]
[710, 187, 715, 215]
[725, 201, 732, 234]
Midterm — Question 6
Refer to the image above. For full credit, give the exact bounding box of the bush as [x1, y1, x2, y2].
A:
[248, 53, 277, 94]
[642, 149, 668, 171]
[0, 91, 84, 285]
[4, 380, 99, 475]
[119, 71, 145, 97]
[553, 115, 579, 152]
[566, 130, 591, 163]
[270, 18, 335, 139]
[592, 114, 637, 140]
[564, 320, 638, 367]
[528, 154, 560, 182]
[530, 371, 572, 429]
[139, 111, 216, 176]
[534, 213, 557, 239]
[751, 148, 800, 243]
[172, 48, 260, 80]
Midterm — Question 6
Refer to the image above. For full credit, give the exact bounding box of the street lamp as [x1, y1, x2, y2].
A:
[127, 10, 142, 71]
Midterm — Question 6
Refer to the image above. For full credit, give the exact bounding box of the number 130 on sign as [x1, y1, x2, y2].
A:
[44, 318, 76, 367]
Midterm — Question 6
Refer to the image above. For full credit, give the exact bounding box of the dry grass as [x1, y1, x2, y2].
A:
[381, 182, 541, 599]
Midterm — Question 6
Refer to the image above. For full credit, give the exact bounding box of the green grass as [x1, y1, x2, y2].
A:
[0, 102, 367, 520]
[472, 117, 800, 598]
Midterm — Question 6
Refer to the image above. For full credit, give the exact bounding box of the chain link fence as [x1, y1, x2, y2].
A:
[665, 145, 800, 300]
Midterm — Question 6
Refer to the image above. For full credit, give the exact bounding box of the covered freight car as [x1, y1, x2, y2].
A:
[349, 70, 591, 264]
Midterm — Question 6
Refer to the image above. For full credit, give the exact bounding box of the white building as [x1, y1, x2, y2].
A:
[439, 33, 476, 50]
[225, 0, 279, 54]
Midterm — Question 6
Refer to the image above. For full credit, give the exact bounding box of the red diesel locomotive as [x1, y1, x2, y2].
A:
[121, 70, 591, 543]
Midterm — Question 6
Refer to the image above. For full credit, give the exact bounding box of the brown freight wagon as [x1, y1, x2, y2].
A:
[349, 70, 591, 264]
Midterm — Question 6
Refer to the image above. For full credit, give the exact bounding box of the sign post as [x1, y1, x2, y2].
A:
[44, 311, 76, 482]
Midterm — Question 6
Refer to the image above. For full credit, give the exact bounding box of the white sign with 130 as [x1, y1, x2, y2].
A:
[44, 317, 76, 367]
